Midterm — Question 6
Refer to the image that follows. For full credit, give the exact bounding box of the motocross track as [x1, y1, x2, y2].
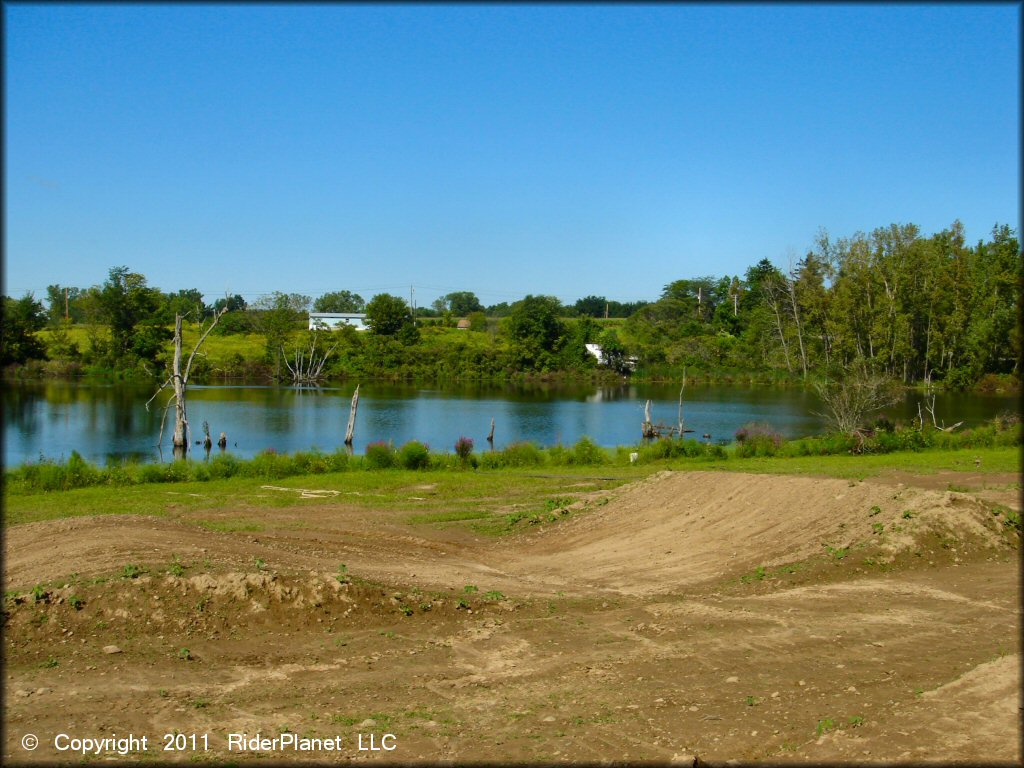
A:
[4, 470, 1021, 765]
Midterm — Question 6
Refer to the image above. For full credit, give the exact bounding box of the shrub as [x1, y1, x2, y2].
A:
[246, 449, 296, 479]
[500, 441, 544, 467]
[734, 422, 784, 457]
[364, 441, 395, 470]
[398, 440, 431, 470]
[572, 436, 607, 466]
[208, 453, 242, 479]
[455, 436, 474, 463]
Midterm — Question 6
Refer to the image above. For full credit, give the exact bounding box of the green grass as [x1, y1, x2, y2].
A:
[708, 445, 1020, 477]
[196, 518, 265, 533]
[4, 445, 1019, 531]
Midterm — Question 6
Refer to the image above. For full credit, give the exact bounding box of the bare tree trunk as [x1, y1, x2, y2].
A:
[487, 417, 495, 443]
[344, 385, 360, 445]
[172, 315, 188, 451]
[147, 308, 228, 458]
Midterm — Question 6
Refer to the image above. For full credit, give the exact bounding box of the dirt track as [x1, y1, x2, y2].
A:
[4, 470, 1021, 764]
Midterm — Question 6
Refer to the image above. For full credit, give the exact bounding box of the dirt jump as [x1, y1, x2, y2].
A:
[4, 469, 1020, 764]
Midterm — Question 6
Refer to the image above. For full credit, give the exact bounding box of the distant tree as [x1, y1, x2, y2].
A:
[574, 295, 608, 318]
[485, 301, 513, 318]
[1, 293, 47, 365]
[597, 329, 632, 375]
[158, 289, 208, 323]
[314, 290, 365, 313]
[505, 295, 565, 369]
[442, 291, 483, 316]
[365, 293, 418, 343]
[213, 294, 248, 313]
[45, 285, 85, 325]
[251, 292, 311, 379]
[96, 267, 164, 362]
[466, 310, 488, 332]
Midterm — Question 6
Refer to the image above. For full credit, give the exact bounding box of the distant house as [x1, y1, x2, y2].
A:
[585, 343, 606, 365]
[456, 318, 472, 330]
[585, 343, 638, 371]
[308, 312, 368, 331]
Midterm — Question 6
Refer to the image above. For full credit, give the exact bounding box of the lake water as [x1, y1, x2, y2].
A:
[3, 380, 1017, 467]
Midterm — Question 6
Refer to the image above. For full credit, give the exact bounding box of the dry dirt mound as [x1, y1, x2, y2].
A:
[503, 471, 1017, 595]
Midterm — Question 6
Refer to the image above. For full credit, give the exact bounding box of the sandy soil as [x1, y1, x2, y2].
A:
[3, 469, 1020, 765]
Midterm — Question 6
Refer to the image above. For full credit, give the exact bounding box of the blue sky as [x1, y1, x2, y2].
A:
[4, 3, 1020, 309]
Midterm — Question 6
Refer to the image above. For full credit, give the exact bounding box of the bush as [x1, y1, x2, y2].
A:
[364, 441, 395, 470]
[572, 436, 607, 466]
[455, 436, 474, 463]
[208, 453, 242, 479]
[398, 440, 431, 470]
[734, 423, 784, 457]
[245, 449, 296, 479]
[500, 441, 544, 467]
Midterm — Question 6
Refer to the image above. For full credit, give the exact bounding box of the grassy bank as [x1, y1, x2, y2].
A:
[5, 423, 1020, 528]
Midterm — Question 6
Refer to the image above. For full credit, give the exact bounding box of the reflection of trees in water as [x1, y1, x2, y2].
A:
[3, 385, 39, 433]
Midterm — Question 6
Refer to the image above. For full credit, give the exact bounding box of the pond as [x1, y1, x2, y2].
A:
[2, 379, 1017, 467]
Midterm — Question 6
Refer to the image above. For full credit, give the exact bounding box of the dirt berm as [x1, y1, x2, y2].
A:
[4, 469, 1020, 764]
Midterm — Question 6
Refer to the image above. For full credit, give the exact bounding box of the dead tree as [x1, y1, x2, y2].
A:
[147, 308, 228, 458]
[283, 330, 339, 385]
[344, 385, 360, 445]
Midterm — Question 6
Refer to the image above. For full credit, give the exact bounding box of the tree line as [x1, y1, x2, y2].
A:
[2, 220, 1019, 390]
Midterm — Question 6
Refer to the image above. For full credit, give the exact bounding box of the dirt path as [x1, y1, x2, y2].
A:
[4, 470, 1020, 764]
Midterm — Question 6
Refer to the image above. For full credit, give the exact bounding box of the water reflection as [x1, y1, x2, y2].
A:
[2, 380, 1017, 467]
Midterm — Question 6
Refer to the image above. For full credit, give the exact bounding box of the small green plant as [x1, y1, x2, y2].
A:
[194, 596, 209, 613]
[398, 604, 414, 616]
[741, 566, 767, 583]
[254, 557, 266, 571]
[902, 510, 915, 519]
[190, 698, 209, 709]
[745, 695, 758, 706]
[178, 647, 193, 661]
[457, 598, 470, 609]
[847, 715, 864, 727]
[868, 505, 882, 517]
[39, 656, 59, 668]
[463, 585, 478, 594]
[159, 689, 168, 698]
[815, 718, 836, 736]
[68, 595, 84, 610]
[484, 590, 505, 601]
[419, 603, 432, 612]
[121, 564, 144, 579]
[167, 556, 186, 577]
[379, 630, 395, 639]
[823, 544, 848, 560]
[335, 564, 350, 584]
[32, 584, 48, 603]
[871, 523, 885, 535]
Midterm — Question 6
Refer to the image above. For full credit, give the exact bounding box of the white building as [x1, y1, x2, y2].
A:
[308, 312, 368, 331]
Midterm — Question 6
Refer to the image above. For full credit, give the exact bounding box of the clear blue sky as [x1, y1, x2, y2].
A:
[4, 3, 1020, 309]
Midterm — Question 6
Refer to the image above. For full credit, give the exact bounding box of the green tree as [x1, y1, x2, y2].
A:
[437, 291, 483, 316]
[252, 292, 311, 379]
[45, 285, 85, 325]
[1, 293, 47, 365]
[505, 295, 565, 370]
[96, 267, 164, 363]
[365, 293, 418, 342]
[314, 290, 365, 313]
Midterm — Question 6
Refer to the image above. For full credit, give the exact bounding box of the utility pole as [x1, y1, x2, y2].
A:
[605, 302, 609, 319]
[409, 285, 416, 325]
[65, 288, 69, 321]
[733, 292, 738, 316]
